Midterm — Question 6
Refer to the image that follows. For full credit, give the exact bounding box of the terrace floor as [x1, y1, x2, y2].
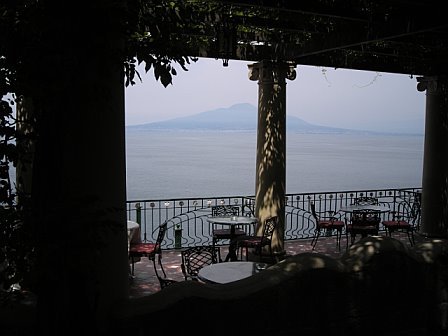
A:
[128, 231, 427, 298]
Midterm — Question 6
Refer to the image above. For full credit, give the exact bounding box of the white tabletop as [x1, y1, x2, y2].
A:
[127, 220, 139, 230]
[198, 261, 268, 284]
[127, 220, 140, 245]
[206, 216, 258, 225]
[339, 204, 390, 213]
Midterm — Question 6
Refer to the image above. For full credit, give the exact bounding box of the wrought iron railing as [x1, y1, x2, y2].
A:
[126, 187, 422, 250]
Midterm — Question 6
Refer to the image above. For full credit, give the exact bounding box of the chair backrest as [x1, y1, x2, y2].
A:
[310, 202, 339, 224]
[408, 198, 421, 225]
[353, 196, 379, 205]
[242, 201, 255, 217]
[211, 205, 240, 217]
[396, 199, 421, 225]
[257, 216, 278, 262]
[154, 221, 168, 253]
[351, 209, 381, 227]
[261, 216, 278, 245]
[181, 245, 219, 280]
[152, 253, 178, 289]
[151, 222, 178, 288]
[310, 202, 319, 222]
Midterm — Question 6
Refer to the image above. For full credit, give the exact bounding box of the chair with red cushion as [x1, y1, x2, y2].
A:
[382, 198, 420, 246]
[237, 216, 278, 263]
[310, 202, 345, 250]
[129, 221, 167, 276]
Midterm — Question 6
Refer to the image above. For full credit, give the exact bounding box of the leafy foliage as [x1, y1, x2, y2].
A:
[124, 0, 213, 87]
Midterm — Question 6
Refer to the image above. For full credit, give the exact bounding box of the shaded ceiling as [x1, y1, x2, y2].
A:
[188, 0, 448, 76]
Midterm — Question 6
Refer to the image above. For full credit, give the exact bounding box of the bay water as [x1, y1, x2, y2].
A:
[125, 130, 424, 201]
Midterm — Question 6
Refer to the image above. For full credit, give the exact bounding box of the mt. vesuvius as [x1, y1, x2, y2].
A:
[126, 103, 376, 134]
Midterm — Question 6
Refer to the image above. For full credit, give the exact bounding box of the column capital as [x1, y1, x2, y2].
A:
[417, 76, 448, 94]
[248, 61, 296, 84]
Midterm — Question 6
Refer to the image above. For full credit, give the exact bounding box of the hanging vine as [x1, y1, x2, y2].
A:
[353, 72, 382, 88]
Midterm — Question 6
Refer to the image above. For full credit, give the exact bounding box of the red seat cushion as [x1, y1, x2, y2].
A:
[238, 236, 270, 248]
[383, 220, 412, 229]
[317, 220, 344, 229]
[346, 224, 378, 234]
[129, 243, 156, 255]
[213, 228, 246, 239]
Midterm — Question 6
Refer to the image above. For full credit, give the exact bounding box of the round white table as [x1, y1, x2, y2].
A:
[206, 216, 258, 226]
[206, 216, 257, 261]
[198, 261, 268, 284]
[127, 220, 141, 278]
[127, 220, 140, 245]
[127, 220, 139, 230]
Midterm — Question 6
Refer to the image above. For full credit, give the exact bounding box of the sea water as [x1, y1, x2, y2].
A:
[125, 130, 424, 201]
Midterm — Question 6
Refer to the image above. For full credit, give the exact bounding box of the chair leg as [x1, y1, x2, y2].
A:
[213, 238, 223, 262]
[152, 255, 167, 278]
[131, 257, 135, 276]
[336, 229, 341, 250]
[387, 228, 393, 238]
[346, 232, 349, 250]
[408, 230, 415, 246]
[267, 245, 274, 263]
[311, 229, 321, 250]
[258, 246, 264, 262]
[350, 233, 356, 246]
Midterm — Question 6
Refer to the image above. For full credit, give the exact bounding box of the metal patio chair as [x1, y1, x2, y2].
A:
[346, 208, 381, 248]
[382, 198, 421, 246]
[237, 216, 278, 263]
[310, 202, 345, 251]
[129, 222, 167, 276]
[181, 245, 219, 281]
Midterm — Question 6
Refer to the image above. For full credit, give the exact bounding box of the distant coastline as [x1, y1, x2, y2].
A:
[126, 103, 423, 136]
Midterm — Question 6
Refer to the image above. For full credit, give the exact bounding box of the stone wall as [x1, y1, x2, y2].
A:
[113, 236, 448, 336]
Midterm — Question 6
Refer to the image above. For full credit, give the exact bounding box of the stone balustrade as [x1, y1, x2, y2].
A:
[113, 235, 448, 336]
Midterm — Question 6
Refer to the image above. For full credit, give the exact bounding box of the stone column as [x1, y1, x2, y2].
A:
[29, 2, 128, 334]
[248, 60, 296, 258]
[417, 76, 448, 237]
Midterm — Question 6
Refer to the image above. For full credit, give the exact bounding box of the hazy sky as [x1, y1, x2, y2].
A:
[125, 57, 426, 134]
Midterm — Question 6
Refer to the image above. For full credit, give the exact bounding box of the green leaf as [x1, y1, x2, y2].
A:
[160, 72, 172, 87]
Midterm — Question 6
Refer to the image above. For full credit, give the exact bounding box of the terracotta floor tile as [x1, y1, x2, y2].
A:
[129, 232, 423, 298]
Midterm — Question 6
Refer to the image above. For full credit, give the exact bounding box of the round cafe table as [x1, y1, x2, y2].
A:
[127, 220, 140, 245]
[198, 261, 268, 284]
[206, 216, 257, 262]
[127, 220, 140, 278]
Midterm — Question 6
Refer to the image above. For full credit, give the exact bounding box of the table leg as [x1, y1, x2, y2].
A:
[225, 240, 238, 262]
[225, 225, 238, 262]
